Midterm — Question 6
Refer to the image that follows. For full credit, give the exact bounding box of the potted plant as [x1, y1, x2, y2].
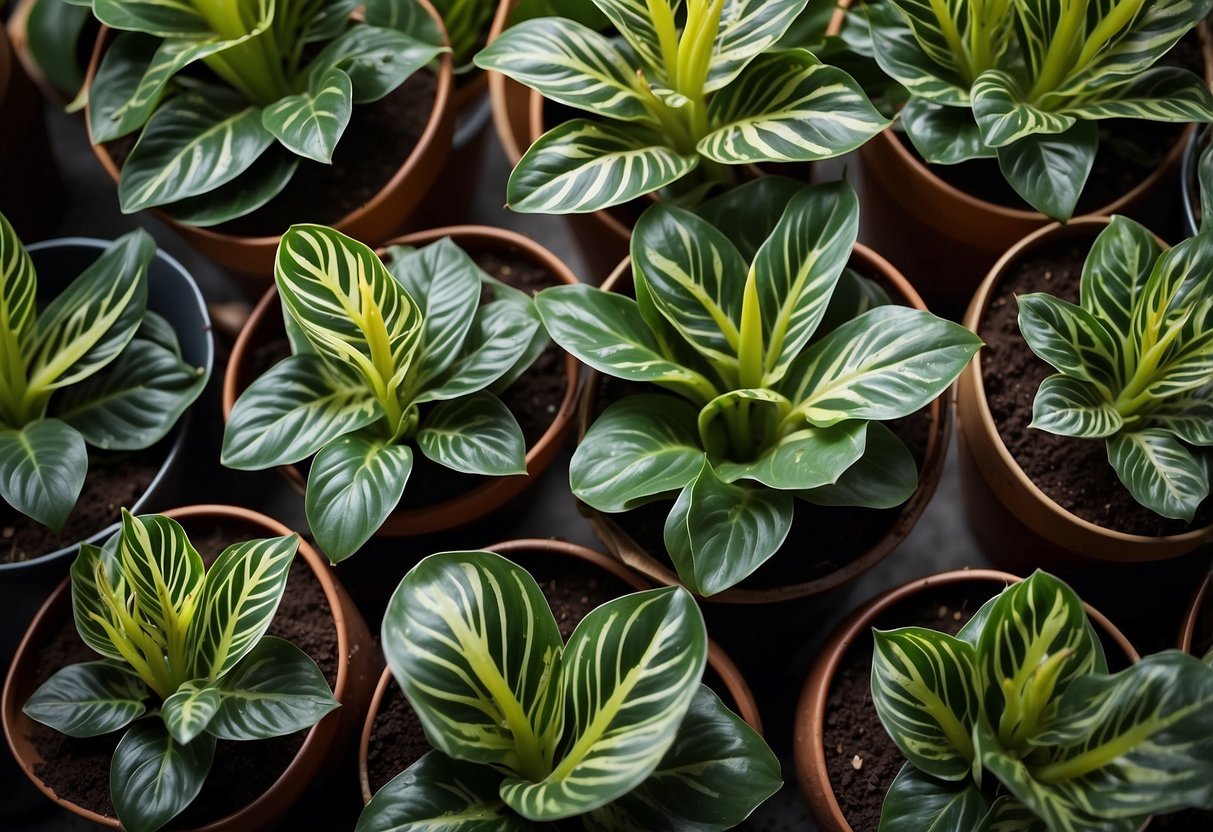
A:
[6, 0, 94, 102]
[3, 504, 379, 831]
[222, 223, 569, 561]
[538, 177, 980, 600]
[81, 0, 454, 276]
[357, 548, 781, 830]
[795, 568, 1145, 832]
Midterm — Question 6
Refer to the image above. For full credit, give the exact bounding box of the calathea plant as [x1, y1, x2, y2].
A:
[23, 510, 338, 832]
[474, 0, 888, 213]
[865, 0, 1213, 219]
[358, 550, 781, 831]
[536, 178, 981, 595]
[870, 570, 1213, 832]
[0, 213, 207, 537]
[86, 0, 445, 226]
[222, 225, 543, 562]
[431, 0, 493, 77]
[1018, 215, 1212, 521]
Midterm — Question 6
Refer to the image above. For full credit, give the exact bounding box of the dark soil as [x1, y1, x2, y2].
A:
[979, 236, 1213, 535]
[27, 518, 338, 828]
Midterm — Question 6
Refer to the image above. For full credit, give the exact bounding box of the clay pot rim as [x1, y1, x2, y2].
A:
[80, 0, 454, 248]
[1, 504, 354, 831]
[1179, 570, 1211, 653]
[221, 224, 582, 536]
[793, 567, 1140, 832]
[356, 537, 764, 805]
[959, 217, 1213, 550]
[578, 242, 952, 604]
[0, 237, 213, 575]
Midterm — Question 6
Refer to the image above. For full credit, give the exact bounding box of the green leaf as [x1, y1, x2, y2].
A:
[695, 175, 807, 260]
[110, 720, 214, 832]
[1016, 293, 1122, 393]
[161, 681, 220, 745]
[185, 532, 298, 679]
[263, 67, 353, 164]
[412, 301, 540, 404]
[0, 420, 87, 533]
[815, 268, 893, 340]
[706, 0, 811, 91]
[382, 551, 565, 773]
[701, 50, 889, 164]
[0, 213, 37, 416]
[119, 92, 273, 212]
[663, 462, 794, 595]
[975, 796, 1047, 832]
[584, 685, 782, 830]
[877, 763, 991, 832]
[716, 420, 867, 490]
[118, 511, 205, 648]
[474, 18, 648, 120]
[55, 339, 206, 451]
[571, 395, 705, 512]
[996, 122, 1097, 221]
[222, 354, 381, 469]
[25, 0, 91, 96]
[1079, 216, 1161, 348]
[307, 25, 444, 104]
[71, 541, 128, 662]
[1060, 67, 1213, 122]
[1142, 390, 1213, 445]
[508, 119, 698, 213]
[971, 70, 1076, 147]
[901, 98, 995, 164]
[306, 0, 361, 42]
[417, 392, 526, 476]
[206, 636, 338, 740]
[305, 434, 412, 562]
[871, 628, 980, 779]
[358, 752, 531, 832]
[92, 0, 209, 37]
[867, 0, 970, 105]
[581, 0, 665, 74]
[797, 422, 917, 508]
[364, 0, 443, 43]
[501, 587, 706, 820]
[161, 151, 299, 227]
[1030, 375, 1123, 439]
[1107, 429, 1209, 522]
[24, 662, 150, 738]
[882, 0, 973, 80]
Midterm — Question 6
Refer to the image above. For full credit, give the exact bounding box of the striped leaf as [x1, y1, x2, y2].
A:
[93, 0, 209, 37]
[571, 395, 705, 512]
[500, 587, 706, 820]
[307, 25, 444, 104]
[995, 122, 1097, 221]
[110, 720, 214, 832]
[1142, 390, 1213, 445]
[975, 797, 1047, 832]
[587, 0, 668, 77]
[24, 661, 150, 738]
[364, 0, 442, 43]
[1107, 429, 1208, 521]
[507, 119, 698, 213]
[71, 541, 128, 662]
[161, 681, 220, 744]
[381, 551, 566, 775]
[309, 0, 362, 41]
[411, 301, 540, 404]
[584, 685, 782, 830]
[207, 636, 338, 740]
[119, 92, 273, 212]
[868, 1, 971, 105]
[872, 628, 980, 779]
[783, 306, 981, 427]
[715, 418, 867, 490]
[1079, 216, 1161, 351]
[1061, 67, 1213, 122]
[878, 763, 991, 832]
[1130, 233, 1213, 384]
[0, 421, 87, 533]
[750, 180, 859, 384]
[161, 151, 299, 227]
[695, 175, 807, 260]
[263, 67, 353, 164]
[972, 70, 1076, 147]
[0, 213, 36, 392]
[185, 532, 298, 679]
[417, 392, 527, 476]
[706, 0, 810, 91]
[222, 354, 381, 469]
[797, 422, 918, 509]
[663, 461, 794, 595]
[305, 433, 412, 562]
[815, 268, 893, 341]
[901, 97, 996, 164]
[474, 19, 649, 121]
[700, 50, 889, 164]
[1030, 375, 1123, 439]
[119, 511, 204, 657]
[1017, 292, 1122, 393]
[885, 0, 972, 77]
[1143, 330, 1213, 401]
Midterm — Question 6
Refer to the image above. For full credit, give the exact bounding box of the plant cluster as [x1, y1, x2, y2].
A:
[871, 570, 1213, 832]
[222, 225, 545, 562]
[23, 510, 338, 832]
[357, 549, 781, 831]
[538, 178, 980, 594]
[0, 213, 207, 535]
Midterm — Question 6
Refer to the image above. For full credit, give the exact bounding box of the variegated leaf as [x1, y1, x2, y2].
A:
[1107, 429, 1209, 521]
[507, 119, 698, 213]
[1030, 375, 1123, 439]
[885, 0, 972, 78]
[364, 0, 442, 44]
[500, 587, 706, 820]
[0, 421, 88, 533]
[473, 18, 648, 120]
[411, 301, 540, 404]
[587, 0, 669, 78]
[995, 122, 1097, 220]
[872, 627, 980, 779]
[92, 0, 208, 37]
[797, 422, 918, 509]
[1130, 232, 1213, 375]
[110, 720, 214, 832]
[306, 25, 445, 104]
[417, 392, 526, 476]
[24, 661, 150, 738]
[715, 419, 867, 490]
[186, 532, 298, 679]
[1142, 389, 1213, 445]
[1142, 330, 1213, 401]
[695, 175, 807, 260]
[161, 152, 299, 227]
[975, 796, 1047, 832]
[878, 763, 991, 832]
[1079, 216, 1161, 350]
[118, 511, 205, 657]
[381, 551, 565, 775]
[1017, 292, 1122, 393]
[1060, 67, 1213, 122]
[700, 50, 889, 164]
[868, 1, 971, 105]
[161, 680, 220, 744]
[263, 67, 353, 164]
[706, 0, 810, 91]
[972, 69, 1076, 147]
[901, 97, 996, 164]
[0, 212, 36, 390]
[71, 541, 128, 663]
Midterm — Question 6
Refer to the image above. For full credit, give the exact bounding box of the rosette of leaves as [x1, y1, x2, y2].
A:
[863, 0, 1213, 220]
[474, 0, 888, 214]
[357, 550, 781, 831]
[1018, 214, 1213, 521]
[85, 0, 446, 226]
[23, 510, 338, 832]
[870, 570, 1213, 832]
[221, 225, 544, 562]
[0, 213, 207, 537]
[535, 178, 981, 595]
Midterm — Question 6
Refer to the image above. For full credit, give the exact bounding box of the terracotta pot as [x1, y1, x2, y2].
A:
[0, 24, 60, 239]
[580, 244, 952, 604]
[2, 504, 380, 831]
[222, 225, 581, 537]
[955, 219, 1213, 571]
[356, 537, 763, 804]
[1179, 569, 1212, 654]
[794, 568, 1140, 832]
[81, 0, 455, 280]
